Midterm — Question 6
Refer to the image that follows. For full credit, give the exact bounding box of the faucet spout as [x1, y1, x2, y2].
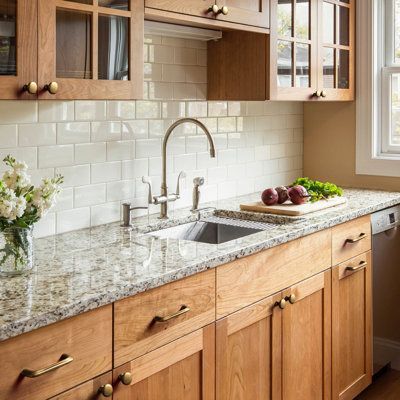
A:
[160, 118, 216, 219]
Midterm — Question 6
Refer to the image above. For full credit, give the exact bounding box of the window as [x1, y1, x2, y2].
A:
[356, 0, 400, 177]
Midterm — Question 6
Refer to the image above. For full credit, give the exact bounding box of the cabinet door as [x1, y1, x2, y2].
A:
[332, 252, 372, 400]
[215, 0, 269, 28]
[269, 0, 319, 100]
[317, 0, 354, 100]
[112, 324, 215, 400]
[0, 0, 37, 99]
[145, 0, 216, 19]
[49, 372, 113, 400]
[216, 293, 282, 400]
[38, 0, 143, 100]
[281, 270, 332, 400]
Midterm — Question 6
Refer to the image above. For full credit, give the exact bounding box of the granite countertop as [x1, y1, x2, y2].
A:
[1, 188, 400, 342]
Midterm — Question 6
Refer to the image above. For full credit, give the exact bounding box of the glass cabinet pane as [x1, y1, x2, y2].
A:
[296, 43, 309, 87]
[98, 14, 129, 80]
[56, 9, 92, 79]
[99, 0, 129, 10]
[278, 0, 292, 37]
[323, 1, 335, 44]
[277, 40, 293, 87]
[295, 0, 309, 40]
[67, 0, 93, 4]
[338, 49, 349, 89]
[339, 6, 349, 46]
[323, 47, 335, 88]
[0, 0, 16, 76]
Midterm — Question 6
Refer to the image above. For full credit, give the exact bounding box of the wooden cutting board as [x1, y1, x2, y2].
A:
[240, 196, 347, 216]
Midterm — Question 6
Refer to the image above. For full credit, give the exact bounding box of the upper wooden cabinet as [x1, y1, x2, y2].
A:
[0, 0, 144, 100]
[145, 0, 269, 30]
[38, 0, 143, 99]
[208, 0, 355, 101]
[0, 0, 38, 99]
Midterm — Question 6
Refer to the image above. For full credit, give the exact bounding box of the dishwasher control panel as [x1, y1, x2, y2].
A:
[371, 205, 400, 235]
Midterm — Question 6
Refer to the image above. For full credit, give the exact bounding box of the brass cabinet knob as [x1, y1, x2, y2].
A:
[220, 5, 229, 15]
[119, 372, 133, 385]
[275, 299, 286, 309]
[98, 384, 113, 397]
[320, 90, 327, 98]
[285, 294, 296, 304]
[208, 4, 219, 14]
[313, 90, 322, 98]
[23, 81, 38, 95]
[44, 82, 59, 95]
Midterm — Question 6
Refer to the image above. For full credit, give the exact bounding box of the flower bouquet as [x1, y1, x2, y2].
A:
[0, 155, 63, 276]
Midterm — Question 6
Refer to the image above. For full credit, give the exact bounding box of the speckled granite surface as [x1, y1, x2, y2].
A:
[1, 188, 400, 342]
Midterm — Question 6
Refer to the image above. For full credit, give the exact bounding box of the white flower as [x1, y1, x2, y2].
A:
[0, 188, 27, 221]
[2, 159, 30, 191]
[32, 178, 62, 217]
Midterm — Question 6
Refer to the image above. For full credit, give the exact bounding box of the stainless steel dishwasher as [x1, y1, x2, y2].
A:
[372, 205, 400, 374]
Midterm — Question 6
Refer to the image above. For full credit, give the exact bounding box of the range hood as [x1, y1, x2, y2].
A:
[144, 20, 222, 41]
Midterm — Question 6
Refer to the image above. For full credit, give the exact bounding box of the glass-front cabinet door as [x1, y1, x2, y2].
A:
[270, 0, 318, 100]
[317, 0, 354, 100]
[38, 0, 143, 99]
[0, 0, 38, 99]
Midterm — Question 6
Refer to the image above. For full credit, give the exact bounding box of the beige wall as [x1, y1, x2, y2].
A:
[304, 101, 400, 191]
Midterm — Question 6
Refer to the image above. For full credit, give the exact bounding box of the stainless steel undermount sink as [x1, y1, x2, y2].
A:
[147, 216, 274, 244]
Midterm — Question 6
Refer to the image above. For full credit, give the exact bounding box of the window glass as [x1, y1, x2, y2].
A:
[278, 0, 292, 37]
[277, 40, 293, 87]
[0, 0, 16, 76]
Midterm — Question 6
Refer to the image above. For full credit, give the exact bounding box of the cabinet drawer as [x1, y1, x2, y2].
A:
[49, 372, 113, 400]
[0, 305, 112, 400]
[332, 216, 371, 265]
[114, 270, 215, 366]
[216, 229, 332, 318]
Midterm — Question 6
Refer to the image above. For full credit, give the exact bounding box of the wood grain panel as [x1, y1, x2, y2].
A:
[332, 216, 371, 265]
[114, 270, 215, 366]
[332, 252, 372, 400]
[49, 372, 112, 400]
[216, 293, 282, 400]
[113, 325, 215, 400]
[282, 270, 332, 400]
[0, 306, 112, 400]
[216, 230, 331, 318]
[145, 0, 215, 19]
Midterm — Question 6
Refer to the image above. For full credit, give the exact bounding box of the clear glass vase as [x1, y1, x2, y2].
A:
[0, 227, 33, 276]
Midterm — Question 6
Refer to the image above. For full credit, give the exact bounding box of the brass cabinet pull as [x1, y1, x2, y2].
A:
[285, 294, 296, 304]
[23, 81, 38, 95]
[208, 4, 219, 13]
[345, 233, 367, 244]
[313, 90, 322, 97]
[98, 384, 113, 397]
[346, 260, 368, 272]
[119, 372, 133, 385]
[44, 82, 59, 95]
[274, 299, 286, 310]
[320, 90, 327, 98]
[21, 354, 73, 378]
[219, 5, 228, 14]
[154, 305, 190, 323]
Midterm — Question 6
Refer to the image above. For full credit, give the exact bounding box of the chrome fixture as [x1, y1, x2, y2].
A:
[144, 118, 216, 219]
[191, 176, 205, 211]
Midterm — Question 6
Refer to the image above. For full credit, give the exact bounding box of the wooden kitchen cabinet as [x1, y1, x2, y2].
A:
[0, 0, 38, 99]
[216, 270, 331, 400]
[112, 324, 215, 400]
[332, 252, 372, 400]
[38, 0, 143, 99]
[208, 0, 355, 101]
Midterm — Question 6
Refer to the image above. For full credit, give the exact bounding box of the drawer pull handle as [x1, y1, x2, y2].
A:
[98, 384, 113, 397]
[21, 354, 73, 378]
[154, 305, 190, 323]
[346, 260, 368, 272]
[345, 233, 367, 244]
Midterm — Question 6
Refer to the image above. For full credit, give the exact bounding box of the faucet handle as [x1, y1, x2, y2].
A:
[142, 176, 153, 205]
[193, 177, 205, 187]
[175, 171, 187, 197]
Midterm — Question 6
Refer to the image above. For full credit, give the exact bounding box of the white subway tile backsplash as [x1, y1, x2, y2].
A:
[19, 123, 56, 147]
[0, 35, 303, 237]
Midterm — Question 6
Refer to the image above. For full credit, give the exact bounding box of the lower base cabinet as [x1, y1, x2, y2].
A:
[112, 324, 215, 400]
[332, 252, 372, 400]
[216, 270, 332, 400]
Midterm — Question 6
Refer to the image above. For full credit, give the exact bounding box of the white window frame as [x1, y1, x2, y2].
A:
[356, 0, 400, 177]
